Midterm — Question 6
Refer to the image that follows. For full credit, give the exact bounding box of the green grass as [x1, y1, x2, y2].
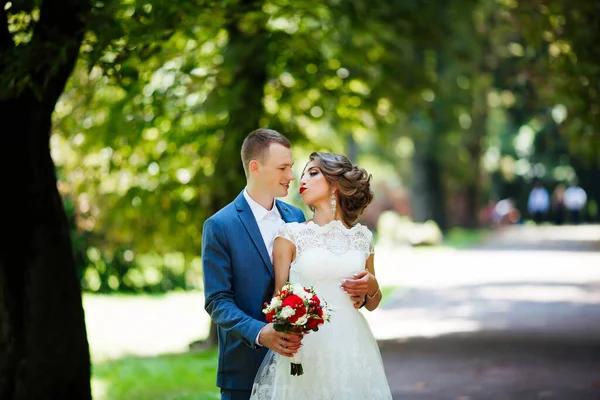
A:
[92, 349, 220, 400]
[379, 285, 404, 307]
[379, 285, 397, 300]
[442, 228, 489, 249]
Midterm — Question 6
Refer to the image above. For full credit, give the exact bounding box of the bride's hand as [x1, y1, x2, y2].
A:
[341, 270, 379, 297]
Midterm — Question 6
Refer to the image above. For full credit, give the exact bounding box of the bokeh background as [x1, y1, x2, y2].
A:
[2, 0, 599, 399]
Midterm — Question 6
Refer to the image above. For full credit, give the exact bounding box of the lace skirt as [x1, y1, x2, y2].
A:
[250, 308, 392, 400]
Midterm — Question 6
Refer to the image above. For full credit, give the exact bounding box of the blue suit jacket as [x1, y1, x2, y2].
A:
[202, 190, 306, 390]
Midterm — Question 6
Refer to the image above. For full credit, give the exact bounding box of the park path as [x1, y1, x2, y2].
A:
[366, 224, 600, 399]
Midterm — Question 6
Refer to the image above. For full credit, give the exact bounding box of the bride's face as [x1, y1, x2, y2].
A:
[299, 161, 332, 206]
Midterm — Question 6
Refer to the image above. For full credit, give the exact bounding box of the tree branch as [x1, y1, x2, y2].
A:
[30, 0, 91, 109]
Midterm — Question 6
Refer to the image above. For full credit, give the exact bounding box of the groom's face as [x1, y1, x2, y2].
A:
[257, 143, 295, 198]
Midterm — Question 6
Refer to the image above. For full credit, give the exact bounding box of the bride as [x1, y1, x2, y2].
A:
[250, 152, 393, 399]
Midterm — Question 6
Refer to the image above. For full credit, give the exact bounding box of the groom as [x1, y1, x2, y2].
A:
[202, 129, 307, 400]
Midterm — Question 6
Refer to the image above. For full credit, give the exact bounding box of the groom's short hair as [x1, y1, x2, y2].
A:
[241, 128, 291, 178]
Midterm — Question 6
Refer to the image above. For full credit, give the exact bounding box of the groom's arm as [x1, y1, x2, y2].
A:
[202, 217, 266, 349]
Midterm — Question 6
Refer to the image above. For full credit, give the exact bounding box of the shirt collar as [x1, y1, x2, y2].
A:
[243, 188, 280, 222]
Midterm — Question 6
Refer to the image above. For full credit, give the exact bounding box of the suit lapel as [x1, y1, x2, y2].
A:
[276, 200, 299, 223]
[235, 192, 274, 278]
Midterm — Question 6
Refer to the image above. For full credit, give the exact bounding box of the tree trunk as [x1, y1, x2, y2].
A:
[0, 105, 92, 400]
[411, 139, 447, 231]
[462, 176, 480, 228]
[462, 86, 488, 229]
[0, 1, 92, 399]
[461, 7, 494, 229]
[409, 45, 447, 232]
[573, 159, 600, 223]
[200, 0, 270, 347]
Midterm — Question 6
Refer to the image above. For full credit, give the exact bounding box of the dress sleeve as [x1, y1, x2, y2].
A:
[275, 223, 295, 245]
[369, 233, 375, 255]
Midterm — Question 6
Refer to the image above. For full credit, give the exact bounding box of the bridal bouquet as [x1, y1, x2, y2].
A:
[263, 282, 331, 376]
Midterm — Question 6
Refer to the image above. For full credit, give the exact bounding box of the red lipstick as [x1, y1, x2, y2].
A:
[299, 187, 307, 194]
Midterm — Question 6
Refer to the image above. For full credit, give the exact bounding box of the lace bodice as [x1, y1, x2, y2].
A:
[278, 220, 374, 258]
[276, 220, 374, 311]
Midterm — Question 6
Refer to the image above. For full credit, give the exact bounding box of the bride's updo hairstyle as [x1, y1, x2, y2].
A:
[308, 152, 374, 226]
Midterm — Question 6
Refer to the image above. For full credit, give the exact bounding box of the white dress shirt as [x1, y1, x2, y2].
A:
[243, 188, 285, 346]
[243, 188, 285, 263]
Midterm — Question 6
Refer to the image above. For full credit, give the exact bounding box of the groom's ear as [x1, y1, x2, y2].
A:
[249, 160, 260, 174]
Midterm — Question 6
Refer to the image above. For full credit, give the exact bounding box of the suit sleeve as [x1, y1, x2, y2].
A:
[202, 218, 266, 348]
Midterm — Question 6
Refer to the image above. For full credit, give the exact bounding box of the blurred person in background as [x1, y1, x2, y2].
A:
[527, 181, 550, 224]
[493, 198, 520, 227]
[564, 180, 587, 224]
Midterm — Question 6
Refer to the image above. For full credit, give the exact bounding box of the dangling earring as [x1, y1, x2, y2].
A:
[330, 191, 337, 218]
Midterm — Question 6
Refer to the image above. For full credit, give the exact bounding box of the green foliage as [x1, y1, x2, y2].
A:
[514, 0, 600, 163]
[54, 0, 486, 291]
[442, 228, 489, 249]
[20, 0, 596, 291]
[92, 351, 219, 400]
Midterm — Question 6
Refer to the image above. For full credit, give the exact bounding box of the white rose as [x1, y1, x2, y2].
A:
[295, 314, 308, 326]
[280, 306, 295, 318]
[283, 283, 294, 292]
[292, 284, 312, 300]
[269, 297, 282, 309]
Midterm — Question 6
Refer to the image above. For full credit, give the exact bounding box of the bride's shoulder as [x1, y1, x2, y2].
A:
[279, 221, 307, 234]
[282, 221, 303, 229]
[282, 220, 324, 235]
[353, 222, 370, 229]
[352, 222, 373, 236]
[291, 220, 315, 228]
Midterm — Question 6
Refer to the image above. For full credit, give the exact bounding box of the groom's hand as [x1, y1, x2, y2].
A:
[350, 294, 366, 309]
[259, 324, 303, 357]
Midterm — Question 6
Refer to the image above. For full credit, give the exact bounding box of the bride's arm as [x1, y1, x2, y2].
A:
[363, 254, 382, 311]
[340, 257, 381, 309]
[272, 236, 295, 296]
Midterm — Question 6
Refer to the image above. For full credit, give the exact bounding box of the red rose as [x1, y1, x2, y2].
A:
[265, 309, 275, 323]
[310, 295, 320, 305]
[305, 317, 322, 330]
[282, 294, 304, 309]
[287, 306, 306, 323]
[316, 307, 323, 317]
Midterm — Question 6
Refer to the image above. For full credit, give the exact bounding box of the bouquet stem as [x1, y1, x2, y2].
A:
[290, 350, 303, 376]
[290, 362, 304, 376]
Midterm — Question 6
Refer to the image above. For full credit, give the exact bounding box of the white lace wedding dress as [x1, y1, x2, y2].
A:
[250, 220, 393, 400]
